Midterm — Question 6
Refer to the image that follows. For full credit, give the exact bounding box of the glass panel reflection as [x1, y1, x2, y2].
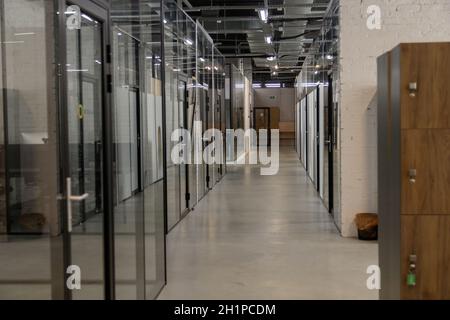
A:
[0, 0, 60, 299]
[111, 0, 166, 300]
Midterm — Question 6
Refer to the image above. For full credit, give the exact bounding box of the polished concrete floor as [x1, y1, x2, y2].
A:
[159, 147, 378, 300]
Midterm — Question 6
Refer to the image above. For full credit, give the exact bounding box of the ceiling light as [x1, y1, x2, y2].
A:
[315, 64, 321, 69]
[14, 32, 35, 36]
[199, 57, 205, 62]
[257, 9, 268, 23]
[81, 14, 94, 22]
[265, 36, 272, 44]
[163, 19, 168, 24]
[217, 20, 222, 24]
[275, 65, 279, 70]
[326, 54, 334, 60]
[184, 38, 193, 46]
[266, 56, 275, 61]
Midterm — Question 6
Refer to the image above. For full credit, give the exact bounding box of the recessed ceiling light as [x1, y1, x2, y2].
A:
[257, 9, 268, 23]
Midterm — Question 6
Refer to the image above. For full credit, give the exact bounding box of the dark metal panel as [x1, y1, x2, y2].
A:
[160, 0, 169, 287]
[378, 45, 402, 300]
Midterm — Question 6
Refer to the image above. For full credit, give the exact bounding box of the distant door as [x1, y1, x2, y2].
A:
[178, 80, 189, 215]
[215, 92, 224, 180]
[254, 107, 270, 146]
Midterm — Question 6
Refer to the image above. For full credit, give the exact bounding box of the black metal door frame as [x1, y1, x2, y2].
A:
[305, 96, 309, 172]
[179, 78, 190, 215]
[316, 86, 320, 193]
[56, 0, 114, 300]
[327, 74, 334, 215]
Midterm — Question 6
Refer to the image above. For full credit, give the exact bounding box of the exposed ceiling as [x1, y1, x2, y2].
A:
[184, 0, 331, 85]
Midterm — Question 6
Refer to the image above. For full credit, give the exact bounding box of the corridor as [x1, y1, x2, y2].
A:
[159, 147, 378, 300]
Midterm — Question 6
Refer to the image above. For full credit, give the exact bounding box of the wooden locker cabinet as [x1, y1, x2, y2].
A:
[378, 43, 450, 300]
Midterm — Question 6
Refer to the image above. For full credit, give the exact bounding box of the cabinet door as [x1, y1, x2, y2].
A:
[401, 43, 450, 129]
[401, 129, 450, 215]
[401, 215, 450, 299]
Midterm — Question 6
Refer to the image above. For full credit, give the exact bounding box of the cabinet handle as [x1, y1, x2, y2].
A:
[408, 169, 417, 184]
[409, 82, 418, 98]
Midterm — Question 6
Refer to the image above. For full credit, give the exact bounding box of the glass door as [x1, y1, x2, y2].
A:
[61, 1, 111, 299]
[0, 0, 63, 300]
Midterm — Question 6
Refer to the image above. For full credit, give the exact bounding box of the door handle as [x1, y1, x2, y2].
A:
[66, 177, 89, 233]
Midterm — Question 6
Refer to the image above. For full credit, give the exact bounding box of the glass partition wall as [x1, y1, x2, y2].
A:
[0, 0, 166, 300]
[163, 1, 224, 229]
[0, 0, 60, 299]
[0, 0, 224, 299]
[195, 23, 214, 200]
[111, 0, 165, 299]
[163, 1, 196, 231]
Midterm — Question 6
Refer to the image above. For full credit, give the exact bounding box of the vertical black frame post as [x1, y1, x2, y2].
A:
[159, 0, 169, 285]
[56, 0, 72, 300]
[305, 96, 309, 172]
[327, 74, 334, 215]
[316, 86, 320, 192]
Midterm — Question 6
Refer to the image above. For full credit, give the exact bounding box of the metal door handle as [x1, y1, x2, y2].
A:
[67, 177, 89, 233]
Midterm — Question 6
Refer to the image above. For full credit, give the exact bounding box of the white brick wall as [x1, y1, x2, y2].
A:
[338, 0, 450, 237]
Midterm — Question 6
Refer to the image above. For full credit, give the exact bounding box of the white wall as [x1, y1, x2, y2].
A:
[339, 0, 450, 236]
[254, 88, 295, 122]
